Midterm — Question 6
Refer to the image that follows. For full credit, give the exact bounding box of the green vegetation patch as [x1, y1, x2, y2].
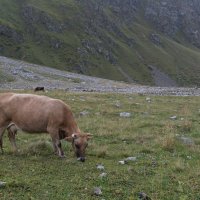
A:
[0, 90, 200, 199]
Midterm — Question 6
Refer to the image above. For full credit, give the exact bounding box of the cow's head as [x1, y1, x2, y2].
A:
[65, 133, 92, 162]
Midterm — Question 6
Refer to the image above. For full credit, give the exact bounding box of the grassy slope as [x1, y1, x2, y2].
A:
[1, 90, 200, 200]
[0, 0, 200, 86]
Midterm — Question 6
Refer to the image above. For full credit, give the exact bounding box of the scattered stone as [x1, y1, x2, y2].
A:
[99, 172, 107, 178]
[80, 111, 89, 116]
[93, 187, 102, 196]
[142, 112, 149, 116]
[120, 112, 131, 118]
[118, 160, 126, 165]
[170, 116, 177, 120]
[125, 157, 137, 162]
[151, 160, 157, 167]
[0, 181, 6, 188]
[139, 192, 151, 200]
[146, 97, 151, 102]
[187, 155, 192, 160]
[96, 164, 105, 171]
[178, 136, 194, 145]
[115, 102, 121, 108]
[180, 118, 184, 121]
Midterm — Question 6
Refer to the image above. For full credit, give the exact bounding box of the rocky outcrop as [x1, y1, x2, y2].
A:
[22, 5, 64, 33]
[0, 25, 23, 43]
[145, 0, 200, 47]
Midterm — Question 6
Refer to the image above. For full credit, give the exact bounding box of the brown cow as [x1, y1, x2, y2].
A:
[0, 93, 91, 161]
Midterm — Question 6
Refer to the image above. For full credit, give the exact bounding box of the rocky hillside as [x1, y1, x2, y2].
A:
[1, 0, 200, 86]
[1, 55, 200, 96]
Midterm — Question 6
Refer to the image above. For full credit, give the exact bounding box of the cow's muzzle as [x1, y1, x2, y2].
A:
[77, 157, 85, 162]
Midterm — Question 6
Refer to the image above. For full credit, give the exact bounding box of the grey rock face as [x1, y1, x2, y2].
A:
[22, 5, 64, 33]
[145, 0, 200, 47]
[0, 25, 23, 43]
[149, 33, 161, 46]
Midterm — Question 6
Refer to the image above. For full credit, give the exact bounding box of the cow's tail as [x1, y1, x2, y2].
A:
[0, 137, 3, 154]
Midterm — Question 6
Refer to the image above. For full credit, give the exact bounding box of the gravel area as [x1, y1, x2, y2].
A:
[0, 56, 200, 96]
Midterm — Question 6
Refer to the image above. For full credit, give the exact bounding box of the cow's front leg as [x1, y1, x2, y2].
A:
[52, 137, 64, 158]
[48, 128, 64, 157]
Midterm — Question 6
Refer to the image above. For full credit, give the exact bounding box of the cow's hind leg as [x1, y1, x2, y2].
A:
[0, 127, 7, 153]
[48, 128, 64, 157]
[7, 126, 18, 153]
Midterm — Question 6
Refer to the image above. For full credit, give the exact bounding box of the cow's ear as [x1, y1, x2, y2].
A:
[64, 134, 78, 142]
[86, 133, 93, 140]
[72, 134, 78, 139]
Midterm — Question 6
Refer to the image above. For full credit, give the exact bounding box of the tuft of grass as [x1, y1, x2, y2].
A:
[160, 134, 176, 152]
[173, 158, 186, 172]
[25, 140, 52, 155]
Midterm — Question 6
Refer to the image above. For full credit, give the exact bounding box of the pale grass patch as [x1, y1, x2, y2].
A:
[162, 121, 177, 135]
[174, 158, 186, 172]
[160, 133, 176, 152]
[179, 120, 192, 133]
[25, 139, 52, 155]
[157, 122, 177, 151]
[179, 105, 192, 117]
[91, 144, 108, 158]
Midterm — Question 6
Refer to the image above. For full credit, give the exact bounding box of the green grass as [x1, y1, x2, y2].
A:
[1, 90, 200, 199]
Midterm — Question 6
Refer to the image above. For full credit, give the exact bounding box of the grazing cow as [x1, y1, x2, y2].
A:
[34, 87, 45, 92]
[0, 93, 91, 161]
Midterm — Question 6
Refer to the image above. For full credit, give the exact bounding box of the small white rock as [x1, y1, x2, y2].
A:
[0, 181, 6, 187]
[97, 164, 105, 171]
[120, 112, 131, 118]
[99, 172, 107, 178]
[170, 116, 177, 120]
[93, 187, 102, 196]
[118, 160, 125, 165]
[125, 157, 137, 162]
[115, 103, 121, 108]
[80, 111, 89, 116]
[187, 155, 192, 160]
[146, 97, 151, 102]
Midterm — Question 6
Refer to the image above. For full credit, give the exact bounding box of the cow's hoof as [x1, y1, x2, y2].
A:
[59, 155, 66, 159]
[77, 157, 85, 162]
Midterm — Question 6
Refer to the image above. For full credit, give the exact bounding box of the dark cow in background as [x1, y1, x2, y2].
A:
[0, 93, 92, 162]
[34, 87, 45, 92]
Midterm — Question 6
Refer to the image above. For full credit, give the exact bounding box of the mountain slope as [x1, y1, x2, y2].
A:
[0, 0, 200, 86]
